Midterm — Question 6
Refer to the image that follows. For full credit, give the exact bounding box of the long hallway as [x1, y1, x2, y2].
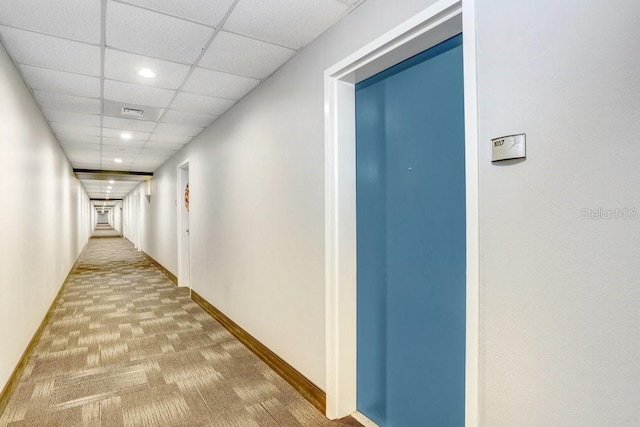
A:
[0, 236, 359, 426]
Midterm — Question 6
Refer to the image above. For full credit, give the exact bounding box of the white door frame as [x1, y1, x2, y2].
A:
[177, 159, 190, 288]
[323, 0, 479, 424]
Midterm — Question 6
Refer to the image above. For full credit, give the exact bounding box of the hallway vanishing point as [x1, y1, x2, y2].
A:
[0, 233, 360, 426]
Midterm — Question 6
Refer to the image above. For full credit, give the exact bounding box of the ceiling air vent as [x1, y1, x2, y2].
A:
[121, 107, 144, 117]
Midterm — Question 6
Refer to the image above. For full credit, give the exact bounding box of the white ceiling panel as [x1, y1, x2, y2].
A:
[42, 110, 101, 127]
[106, 1, 214, 64]
[183, 68, 259, 100]
[64, 150, 102, 160]
[144, 140, 184, 151]
[0, 26, 101, 76]
[102, 137, 146, 148]
[103, 116, 157, 133]
[74, 162, 102, 169]
[224, 0, 349, 49]
[20, 65, 100, 98]
[104, 49, 191, 90]
[171, 92, 236, 115]
[60, 142, 101, 152]
[104, 79, 175, 108]
[200, 31, 295, 79]
[50, 123, 101, 137]
[161, 110, 216, 128]
[57, 134, 102, 145]
[33, 91, 101, 114]
[0, 0, 101, 44]
[0, 0, 364, 177]
[118, 0, 236, 27]
[154, 123, 203, 137]
[138, 147, 177, 157]
[101, 146, 142, 156]
[102, 128, 150, 141]
[148, 133, 191, 144]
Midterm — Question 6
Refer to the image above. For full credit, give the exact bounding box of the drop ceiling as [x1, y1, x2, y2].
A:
[0, 0, 364, 205]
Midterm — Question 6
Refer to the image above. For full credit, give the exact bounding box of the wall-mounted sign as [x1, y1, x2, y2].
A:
[492, 133, 526, 162]
[184, 182, 189, 212]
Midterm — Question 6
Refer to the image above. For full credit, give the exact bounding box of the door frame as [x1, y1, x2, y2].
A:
[177, 159, 191, 288]
[323, 0, 479, 424]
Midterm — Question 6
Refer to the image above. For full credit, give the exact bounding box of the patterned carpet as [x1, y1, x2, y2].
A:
[0, 234, 361, 426]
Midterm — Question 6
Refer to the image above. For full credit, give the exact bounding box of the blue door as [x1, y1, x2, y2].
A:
[356, 34, 465, 426]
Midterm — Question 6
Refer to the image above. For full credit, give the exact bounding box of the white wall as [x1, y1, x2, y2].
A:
[127, 0, 439, 390]
[113, 202, 123, 234]
[0, 42, 91, 392]
[476, 0, 640, 425]
[123, 0, 640, 422]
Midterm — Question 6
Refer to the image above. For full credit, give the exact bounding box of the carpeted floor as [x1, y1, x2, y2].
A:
[0, 235, 361, 426]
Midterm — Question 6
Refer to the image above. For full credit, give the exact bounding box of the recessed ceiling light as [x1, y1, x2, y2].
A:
[109, 180, 115, 184]
[121, 133, 132, 140]
[138, 68, 156, 78]
[114, 158, 123, 163]
[107, 186, 112, 189]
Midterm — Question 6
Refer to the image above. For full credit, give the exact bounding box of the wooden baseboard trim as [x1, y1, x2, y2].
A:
[141, 251, 178, 286]
[190, 290, 326, 415]
[0, 248, 85, 416]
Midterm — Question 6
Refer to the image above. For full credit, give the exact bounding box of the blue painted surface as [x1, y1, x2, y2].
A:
[356, 34, 465, 426]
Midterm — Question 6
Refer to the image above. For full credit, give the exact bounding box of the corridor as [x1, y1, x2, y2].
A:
[0, 235, 360, 426]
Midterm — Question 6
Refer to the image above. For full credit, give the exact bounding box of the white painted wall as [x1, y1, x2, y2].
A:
[122, 0, 640, 422]
[476, 0, 640, 425]
[113, 202, 123, 234]
[0, 42, 91, 392]
[124, 0, 440, 390]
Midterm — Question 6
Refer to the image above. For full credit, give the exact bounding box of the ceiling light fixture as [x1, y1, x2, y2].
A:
[138, 68, 156, 78]
[121, 133, 132, 140]
[109, 180, 115, 184]
[114, 158, 123, 163]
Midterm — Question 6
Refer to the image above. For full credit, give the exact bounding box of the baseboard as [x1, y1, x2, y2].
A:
[141, 251, 178, 286]
[351, 411, 379, 427]
[0, 248, 85, 416]
[190, 290, 326, 415]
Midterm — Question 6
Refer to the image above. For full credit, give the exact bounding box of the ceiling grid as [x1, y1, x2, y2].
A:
[0, 0, 365, 205]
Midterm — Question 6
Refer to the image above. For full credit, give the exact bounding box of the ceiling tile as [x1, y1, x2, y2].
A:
[104, 49, 191, 90]
[60, 141, 101, 152]
[154, 123, 202, 137]
[42, 110, 101, 127]
[104, 80, 175, 108]
[0, 26, 101, 76]
[138, 147, 177, 157]
[0, 0, 101, 43]
[102, 128, 150, 141]
[57, 134, 101, 145]
[117, 0, 236, 26]
[224, 0, 349, 49]
[101, 146, 142, 156]
[200, 31, 295, 79]
[102, 137, 146, 148]
[144, 140, 184, 151]
[50, 123, 101, 137]
[106, 1, 214, 64]
[64, 150, 102, 160]
[103, 116, 157, 133]
[182, 68, 259, 100]
[161, 110, 216, 128]
[33, 91, 101, 114]
[20, 65, 100, 98]
[148, 133, 191, 144]
[74, 162, 102, 169]
[171, 92, 235, 115]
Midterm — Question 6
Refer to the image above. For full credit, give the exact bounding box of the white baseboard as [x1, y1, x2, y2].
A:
[351, 411, 379, 427]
